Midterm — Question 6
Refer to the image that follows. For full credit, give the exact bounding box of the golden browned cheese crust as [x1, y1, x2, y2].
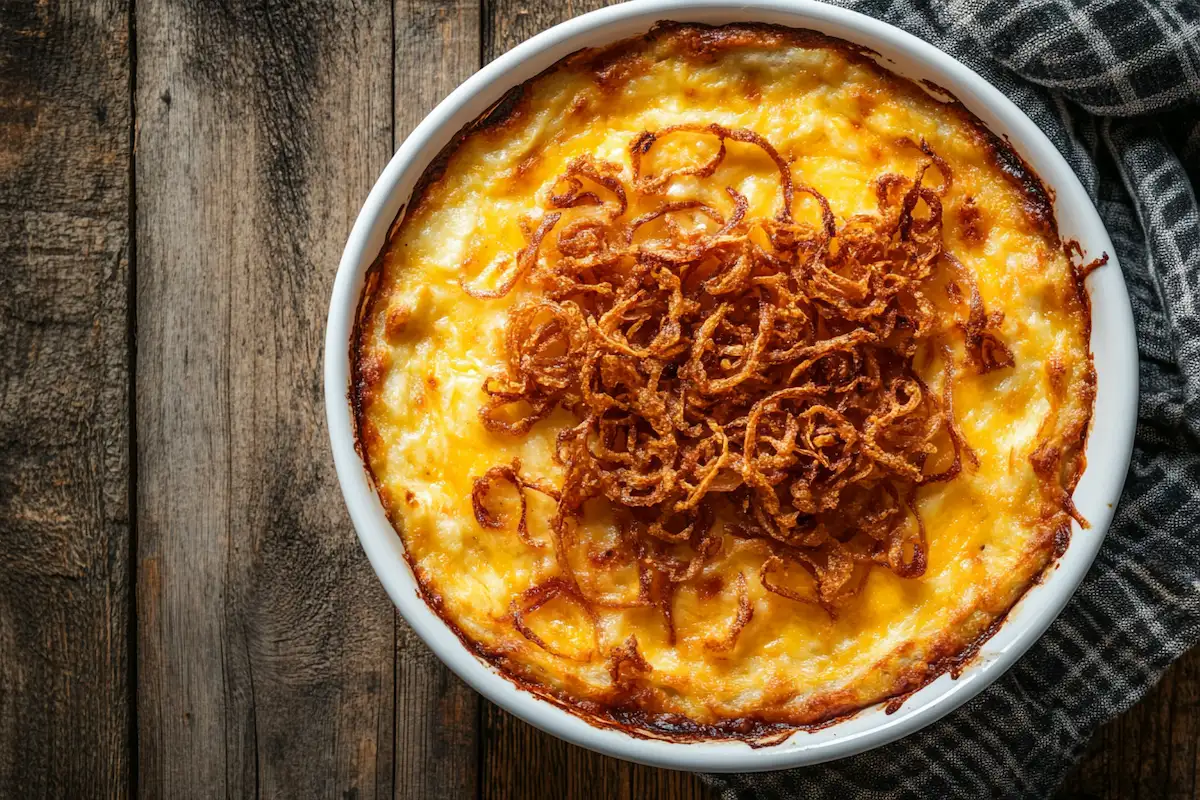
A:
[352, 23, 1094, 742]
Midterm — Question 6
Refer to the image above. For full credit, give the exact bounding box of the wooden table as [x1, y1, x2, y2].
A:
[2, 0, 1196, 796]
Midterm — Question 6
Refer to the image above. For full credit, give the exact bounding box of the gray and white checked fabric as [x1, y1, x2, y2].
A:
[704, 0, 1200, 797]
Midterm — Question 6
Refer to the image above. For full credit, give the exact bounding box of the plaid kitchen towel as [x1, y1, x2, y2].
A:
[704, 0, 1200, 797]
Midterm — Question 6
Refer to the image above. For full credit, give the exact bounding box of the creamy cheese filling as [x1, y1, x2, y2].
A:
[354, 25, 1092, 732]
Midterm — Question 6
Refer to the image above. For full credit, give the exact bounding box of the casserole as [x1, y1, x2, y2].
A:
[325, 0, 1137, 772]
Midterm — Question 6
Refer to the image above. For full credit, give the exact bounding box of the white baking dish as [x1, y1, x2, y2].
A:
[325, 0, 1138, 773]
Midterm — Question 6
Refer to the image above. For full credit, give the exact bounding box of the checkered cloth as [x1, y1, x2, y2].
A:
[704, 0, 1200, 797]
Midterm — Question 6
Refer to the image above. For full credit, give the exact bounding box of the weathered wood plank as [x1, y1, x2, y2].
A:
[480, 703, 619, 800]
[475, 0, 710, 794]
[483, 0, 618, 65]
[396, 0, 481, 143]
[481, 704, 710, 800]
[135, 0, 395, 796]
[391, 3, 485, 798]
[0, 0, 132, 796]
[1166, 652, 1200, 800]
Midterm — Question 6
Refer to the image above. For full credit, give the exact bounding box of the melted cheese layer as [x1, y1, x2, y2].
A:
[354, 25, 1092, 734]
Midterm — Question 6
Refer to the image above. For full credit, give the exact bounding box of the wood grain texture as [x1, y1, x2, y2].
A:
[0, 0, 132, 796]
[482, 0, 616, 63]
[395, 0, 481, 143]
[392, 3, 485, 797]
[134, 0, 395, 796]
[481, 703, 710, 800]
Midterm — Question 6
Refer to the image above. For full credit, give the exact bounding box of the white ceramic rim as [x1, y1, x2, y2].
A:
[325, 0, 1138, 773]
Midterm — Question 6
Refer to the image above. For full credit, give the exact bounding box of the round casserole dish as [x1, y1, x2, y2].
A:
[325, 0, 1138, 772]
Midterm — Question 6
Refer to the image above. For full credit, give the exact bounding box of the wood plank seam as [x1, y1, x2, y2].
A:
[128, 0, 141, 796]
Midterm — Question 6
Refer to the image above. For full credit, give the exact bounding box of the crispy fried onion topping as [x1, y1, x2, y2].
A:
[471, 127, 1011, 654]
[510, 577, 598, 662]
[471, 458, 561, 548]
